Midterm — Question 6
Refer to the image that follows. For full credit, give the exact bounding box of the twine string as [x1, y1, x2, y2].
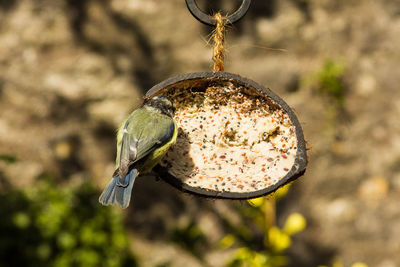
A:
[212, 13, 225, 72]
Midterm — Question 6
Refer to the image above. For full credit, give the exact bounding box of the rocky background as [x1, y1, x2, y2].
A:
[0, 0, 400, 266]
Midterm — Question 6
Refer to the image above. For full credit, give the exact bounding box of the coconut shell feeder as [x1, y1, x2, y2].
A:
[146, 0, 307, 199]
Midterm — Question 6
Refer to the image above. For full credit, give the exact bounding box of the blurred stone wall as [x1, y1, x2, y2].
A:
[0, 0, 400, 266]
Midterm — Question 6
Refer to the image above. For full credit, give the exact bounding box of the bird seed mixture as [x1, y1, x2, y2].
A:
[160, 81, 297, 193]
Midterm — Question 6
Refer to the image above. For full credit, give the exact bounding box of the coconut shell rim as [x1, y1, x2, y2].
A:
[146, 71, 307, 199]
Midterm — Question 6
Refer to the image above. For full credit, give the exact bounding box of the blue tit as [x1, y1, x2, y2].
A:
[99, 96, 177, 209]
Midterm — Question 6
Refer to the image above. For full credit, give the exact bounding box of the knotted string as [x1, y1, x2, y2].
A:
[212, 13, 225, 72]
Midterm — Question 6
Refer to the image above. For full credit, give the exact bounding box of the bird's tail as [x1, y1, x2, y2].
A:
[98, 169, 138, 209]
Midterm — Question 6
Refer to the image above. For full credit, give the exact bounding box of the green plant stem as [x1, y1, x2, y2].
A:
[263, 199, 276, 246]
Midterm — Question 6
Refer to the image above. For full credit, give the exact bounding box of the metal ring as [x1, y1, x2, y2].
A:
[185, 0, 251, 26]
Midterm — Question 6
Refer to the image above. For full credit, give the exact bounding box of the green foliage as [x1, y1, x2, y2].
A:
[171, 220, 208, 259]
[301, 59, 347, 137]
[315, 60, 346, 107]
[226, 247, 287, 267]
[0, 154, 18, 163]
[0, 179, 136, 267]
[220, 185, 307, 267]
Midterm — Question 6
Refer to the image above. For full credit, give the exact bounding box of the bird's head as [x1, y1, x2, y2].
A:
[145, 96, 176, 117]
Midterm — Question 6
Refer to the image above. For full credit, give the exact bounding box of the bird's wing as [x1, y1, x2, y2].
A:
[117, 109, 175, 176]
[134, 116, 175, 160]
[118, 129, 138, 177]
